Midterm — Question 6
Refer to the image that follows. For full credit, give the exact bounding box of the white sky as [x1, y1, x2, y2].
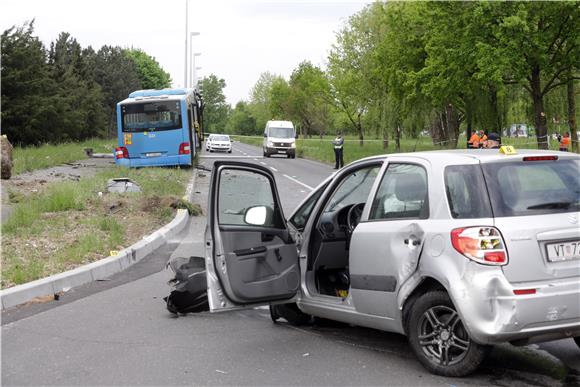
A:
[1, 0, 369, 105]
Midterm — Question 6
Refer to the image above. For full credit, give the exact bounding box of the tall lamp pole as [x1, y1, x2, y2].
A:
[184, 0, 189, 88]
[194, 66, 202, 88]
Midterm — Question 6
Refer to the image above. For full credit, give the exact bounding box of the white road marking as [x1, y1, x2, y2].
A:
[260, 161, 266, 165]
[270, 167, 278, 172]
[283, 174, 313, 191]
[200, 155, 260, 159]
[253, 158, 258, 161]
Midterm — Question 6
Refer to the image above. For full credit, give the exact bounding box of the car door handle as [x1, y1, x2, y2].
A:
[404, 239, 421, 246]
[234, 246, 267, 257]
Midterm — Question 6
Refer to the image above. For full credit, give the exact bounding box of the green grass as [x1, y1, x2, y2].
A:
[1, 165, 191, 287]
[235, 134, 572, 165]
[12, 138, 116, 175]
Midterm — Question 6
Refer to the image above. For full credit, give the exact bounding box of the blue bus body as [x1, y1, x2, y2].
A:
[115, 88, 204, 168]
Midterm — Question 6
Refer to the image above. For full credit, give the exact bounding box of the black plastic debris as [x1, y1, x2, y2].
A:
[164, 256, 208, 314]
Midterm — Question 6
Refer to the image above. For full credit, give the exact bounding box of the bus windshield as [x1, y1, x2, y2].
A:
[268, 127, 294, 138]
[121, 101, 182, 132]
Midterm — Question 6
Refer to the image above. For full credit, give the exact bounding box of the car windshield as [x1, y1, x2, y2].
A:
[213, 135, 230, 141]
[268, 127, 294, 138]
[121, 101, 182, 132]
[482, 159, 580, 217]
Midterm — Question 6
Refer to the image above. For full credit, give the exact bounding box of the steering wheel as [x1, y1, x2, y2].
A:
[346, 203, 365, 232]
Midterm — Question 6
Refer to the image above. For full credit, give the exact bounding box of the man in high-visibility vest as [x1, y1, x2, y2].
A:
[560, 132, 571, 151]
[479, 131, 487, 149]
[468, 131, 480, 149]
[332, 131, 344, 169]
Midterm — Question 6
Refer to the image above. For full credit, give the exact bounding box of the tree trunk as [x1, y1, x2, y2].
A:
[357, 112, 364, 146]
[567, 75, 578, 153]
[489, 84, 501, 134]
[395, 124, 401, 152]
[444, 103, 460, 148]
[466, 106, 473, 149]
[530, 65, 548, 149]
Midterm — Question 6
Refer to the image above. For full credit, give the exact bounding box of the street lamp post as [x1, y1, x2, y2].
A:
[184, 0, 188, 88]
[194, 66, 202, 88]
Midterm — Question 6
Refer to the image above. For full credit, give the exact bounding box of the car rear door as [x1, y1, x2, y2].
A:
[205, 161, 300, 312]
[349, 157, 431, 322]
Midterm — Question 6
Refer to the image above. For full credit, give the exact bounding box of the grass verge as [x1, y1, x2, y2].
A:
[12, 138, 116, 175]
[234, 135, 571, 165]
[1, 166, 191, 288]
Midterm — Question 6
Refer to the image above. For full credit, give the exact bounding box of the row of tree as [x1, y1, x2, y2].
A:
[204, 1, 578, 150]
[2, 21, 172, 146]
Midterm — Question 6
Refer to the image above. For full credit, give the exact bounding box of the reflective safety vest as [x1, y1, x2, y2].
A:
[560, 136, 571, 149]
[333, 137, 344, 149]
[468, 133, 480, 147]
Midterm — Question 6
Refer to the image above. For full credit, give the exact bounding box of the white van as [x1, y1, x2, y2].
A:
[263, 120, 296, 158]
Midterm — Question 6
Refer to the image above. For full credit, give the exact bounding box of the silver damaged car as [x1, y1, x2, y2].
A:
[204, 149, 580, 376]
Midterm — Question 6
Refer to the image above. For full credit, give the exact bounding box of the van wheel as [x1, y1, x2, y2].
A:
[269, 303, 311, 326]
[407, 291, 489, 377]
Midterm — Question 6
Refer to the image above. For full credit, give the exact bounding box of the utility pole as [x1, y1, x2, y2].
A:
[184, 0, 189, 88]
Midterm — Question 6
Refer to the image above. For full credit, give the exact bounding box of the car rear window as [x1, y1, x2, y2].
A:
[444, 165, 492, 219]
[482, 159, 580, 217]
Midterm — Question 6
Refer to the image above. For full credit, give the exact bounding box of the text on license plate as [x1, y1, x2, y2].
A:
[146, 152, 162, 157]
[278, 150, 286, 154]
[546, 241, 580, 262]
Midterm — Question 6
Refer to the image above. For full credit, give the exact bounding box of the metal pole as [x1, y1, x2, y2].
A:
[189, 33, 200, 88]
[184, 0, 188, 88]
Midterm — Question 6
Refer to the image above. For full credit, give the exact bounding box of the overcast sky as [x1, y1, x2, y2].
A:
[1, 0, 369, 105]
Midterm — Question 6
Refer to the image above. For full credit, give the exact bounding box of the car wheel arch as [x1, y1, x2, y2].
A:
[401, 277, 447, 335]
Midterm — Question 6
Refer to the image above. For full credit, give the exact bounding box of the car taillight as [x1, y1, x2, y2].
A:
[523, 156, 558, 161]
[451, 226, 508, 266]
[115, 146, 129, 159]
[179, 142, 190, 155]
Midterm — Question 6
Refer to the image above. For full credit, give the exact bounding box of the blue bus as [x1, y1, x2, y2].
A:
[115, 88, 204, 167]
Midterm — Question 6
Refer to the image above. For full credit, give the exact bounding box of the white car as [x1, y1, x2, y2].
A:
[206, 134, 232, 153]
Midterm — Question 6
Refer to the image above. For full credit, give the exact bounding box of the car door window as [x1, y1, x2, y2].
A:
[323, 165, 381, 213]
[369, 163, 429, 220]
[289, 184, 327, 231]
[218, 168, 276, 227]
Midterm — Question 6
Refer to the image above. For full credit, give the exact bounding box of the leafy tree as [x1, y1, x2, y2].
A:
[474, 1, 580, 148]
[48, 32, 107, 141]
[93, 46, 142, 136]
[124, 48, 171, 90]
[248, 72, 283, 131]
[226, 101, 257, 135]
[199, 74, 230, 132]
[1, 21, 56, 145]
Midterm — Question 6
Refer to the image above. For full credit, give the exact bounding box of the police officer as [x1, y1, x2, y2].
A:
[332, 131, 344, 169]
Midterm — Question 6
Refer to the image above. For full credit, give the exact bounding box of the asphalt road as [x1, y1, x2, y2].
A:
[2, 142, 579, 386]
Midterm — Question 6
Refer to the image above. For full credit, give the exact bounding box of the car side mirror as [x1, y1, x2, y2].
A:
[244, 206, 268, 226]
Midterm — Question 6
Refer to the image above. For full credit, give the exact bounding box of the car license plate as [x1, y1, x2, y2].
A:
[546, 240, 580, 262]
[146, 152, 161, 157]
[278, 150, 286, 154]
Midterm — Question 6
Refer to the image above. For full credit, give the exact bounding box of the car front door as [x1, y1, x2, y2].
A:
[349, 158, 431, 327]
[205, 161, 300, 312]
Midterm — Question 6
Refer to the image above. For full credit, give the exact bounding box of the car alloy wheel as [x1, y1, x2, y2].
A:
[407, 291, 489, 377]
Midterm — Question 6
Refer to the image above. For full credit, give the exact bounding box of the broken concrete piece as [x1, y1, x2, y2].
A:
[106, 178, 141, 193]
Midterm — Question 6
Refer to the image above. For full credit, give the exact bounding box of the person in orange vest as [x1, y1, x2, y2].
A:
[559, 132, 571, 151]
[479, 130, 487, 149]
[468, 131, 480, 149]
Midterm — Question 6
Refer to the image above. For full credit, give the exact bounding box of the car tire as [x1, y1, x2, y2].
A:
[287, 154, 291, 159]
[269, 303, 311, 326]
[228, 150, 232, 153]
[407, 291, 490, 377]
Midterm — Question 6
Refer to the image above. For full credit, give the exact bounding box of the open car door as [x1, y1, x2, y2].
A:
[205, 161, 300, 312]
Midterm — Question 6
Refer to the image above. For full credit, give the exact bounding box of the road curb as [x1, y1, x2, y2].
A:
[0, 169, 198, 311]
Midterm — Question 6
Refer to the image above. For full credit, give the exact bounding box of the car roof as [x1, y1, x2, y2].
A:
[352, 149, 579, 166]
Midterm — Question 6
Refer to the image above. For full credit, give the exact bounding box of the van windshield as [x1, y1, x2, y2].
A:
[268, 127, 294, 138]
[482, 159, 580, 217]
[121, 101, 182, 132]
